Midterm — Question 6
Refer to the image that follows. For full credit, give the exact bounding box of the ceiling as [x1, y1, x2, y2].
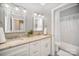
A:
[15, 3, 62, 15]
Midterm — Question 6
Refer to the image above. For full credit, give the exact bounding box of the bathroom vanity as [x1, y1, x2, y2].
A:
[0, 35, 52, 56]
[0, 3, 52, 56]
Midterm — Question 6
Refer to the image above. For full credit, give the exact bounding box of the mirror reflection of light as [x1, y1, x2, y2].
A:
[15, 7, 19, 10]
[23, 10, 26, 13]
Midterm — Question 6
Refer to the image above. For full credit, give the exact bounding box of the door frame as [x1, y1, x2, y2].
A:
[51, 3, 77, 56]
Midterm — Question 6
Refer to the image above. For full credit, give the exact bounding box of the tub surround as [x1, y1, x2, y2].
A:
[0, 34, 51, 50]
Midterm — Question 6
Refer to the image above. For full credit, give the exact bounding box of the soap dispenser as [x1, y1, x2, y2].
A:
[0, 27, 6, 43]
[44, 26, 47, 35]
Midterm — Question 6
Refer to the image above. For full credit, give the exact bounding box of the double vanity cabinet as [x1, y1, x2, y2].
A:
[0, 35, 52, 56]
[0, 4, 51, 56]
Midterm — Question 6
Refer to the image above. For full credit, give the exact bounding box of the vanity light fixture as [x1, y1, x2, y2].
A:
[15, 7, 19, 10]
[4, 4, 9, 8]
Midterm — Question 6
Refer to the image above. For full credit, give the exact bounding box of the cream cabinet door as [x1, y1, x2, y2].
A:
[41, 38, 51, 56]
[29, 41, 41, 56]
[0, 44, 29, 56]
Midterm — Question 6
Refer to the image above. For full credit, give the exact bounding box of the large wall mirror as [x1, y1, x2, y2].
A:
[1, 4, 27, 33]
[33, 13, 44, 32]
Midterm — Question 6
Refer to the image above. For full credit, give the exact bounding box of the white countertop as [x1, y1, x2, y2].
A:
[0, 35, 51, 50]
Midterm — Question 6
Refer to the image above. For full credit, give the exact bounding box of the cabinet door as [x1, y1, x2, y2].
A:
[41, 38, 51, 56]
[29, 41, 41, 56]
[0, 44, 29, 56]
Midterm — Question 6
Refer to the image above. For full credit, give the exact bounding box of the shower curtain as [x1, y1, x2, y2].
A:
[60, 13, 79, 55]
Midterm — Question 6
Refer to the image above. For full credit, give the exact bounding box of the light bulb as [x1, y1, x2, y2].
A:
[23, 10, 26, 13]
[15, 7, 19, 10]
[34, 13, 37, 16]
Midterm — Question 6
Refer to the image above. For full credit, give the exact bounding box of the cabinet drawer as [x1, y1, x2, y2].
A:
[30, 48, 41, 56]
[30, 41, 40, 49]
[0, 44, 29, 56]
[30, 41, 41, 56]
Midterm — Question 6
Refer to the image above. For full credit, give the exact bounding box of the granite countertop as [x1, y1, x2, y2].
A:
[0, 35, 51, 50]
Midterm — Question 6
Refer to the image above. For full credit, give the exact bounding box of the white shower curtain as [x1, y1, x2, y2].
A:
[60, 13, 79, 55]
